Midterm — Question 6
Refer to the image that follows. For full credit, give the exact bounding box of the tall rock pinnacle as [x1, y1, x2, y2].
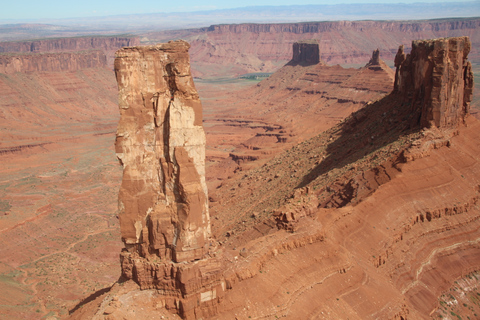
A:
[394, 37, 473, 128]
[114, 40, 211, 263]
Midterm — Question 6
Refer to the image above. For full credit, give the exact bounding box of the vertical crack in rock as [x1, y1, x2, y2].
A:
[114, 40, 224, 319]
[394, 36, 474, 128]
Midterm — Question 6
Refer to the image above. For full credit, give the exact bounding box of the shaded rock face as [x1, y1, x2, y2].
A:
[395, 36, 474, 128]
[290, 40, 321, 65]
[367, 48, 380, 65]
[114, 40, 210, 264]
[393, 45, 406, 92]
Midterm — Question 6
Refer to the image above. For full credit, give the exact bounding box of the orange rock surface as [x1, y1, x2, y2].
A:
[69, 36, 480, 320]
[0, 24, 479, 320]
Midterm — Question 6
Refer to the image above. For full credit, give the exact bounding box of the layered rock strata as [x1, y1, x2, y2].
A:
[0, 36, 140, 54]
[114, 40, 223, 318]
[0, 50, 107, 73]
[395, 36, 474, 128]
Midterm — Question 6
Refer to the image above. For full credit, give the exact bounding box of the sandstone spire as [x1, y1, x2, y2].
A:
[395, 37, 473, 128]
[393, 45, 406, 92]
[367, 48, 380, 66]
[114, 40, 211, 263]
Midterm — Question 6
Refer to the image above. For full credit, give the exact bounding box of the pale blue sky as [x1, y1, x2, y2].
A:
[2, 0, 477, 20]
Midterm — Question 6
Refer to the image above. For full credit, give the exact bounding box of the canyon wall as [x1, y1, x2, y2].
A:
[0, 50, 107, 73]
[146, 18, 480, 79]
[202, 19, 480, 35]
[0, 36, 139, 54]
[395, 36, 474, 128]
[0, 36, 140, 70]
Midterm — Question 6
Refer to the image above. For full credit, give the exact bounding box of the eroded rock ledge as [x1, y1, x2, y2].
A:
[114, 40, 223, 318]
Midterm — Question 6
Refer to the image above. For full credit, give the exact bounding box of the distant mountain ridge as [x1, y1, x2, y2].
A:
[0, 2, 479, 41]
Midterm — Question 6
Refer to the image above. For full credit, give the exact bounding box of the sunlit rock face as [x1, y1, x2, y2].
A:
[114, 40, 211, 264]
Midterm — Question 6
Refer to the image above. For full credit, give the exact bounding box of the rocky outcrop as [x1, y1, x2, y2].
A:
[114, 40, 223, 319]
[395, 36, 474, 128]
[366, 48, 380, 66]
[115, 40, 210, 262]
[290, 40, 321, 65]
[393, 45, 406, 92]
[0, 50, 107, 73]
[364, 48, 394, 75]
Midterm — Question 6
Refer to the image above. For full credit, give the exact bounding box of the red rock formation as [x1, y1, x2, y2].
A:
[0, 50, 107, 73]
[146, 18, 480, 78]
[290, 40, 321, 65]
[115, 40, 210, 262]
[0, 36, 139, 54]
[114, 40, 223, 319]
[395, 36, 474, 128]
[0, 36, 140, 69]
[68, 35, 480, 320]
[366, 48, 380, 66]
[393, 45, 406, 92]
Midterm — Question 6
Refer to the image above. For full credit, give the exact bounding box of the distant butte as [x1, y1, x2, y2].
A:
[289, 39, 322, 65]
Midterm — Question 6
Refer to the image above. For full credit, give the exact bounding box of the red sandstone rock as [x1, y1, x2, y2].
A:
[66, 33, 480, 320]
[114, 40, 224, 319]
[367, 48, 380, 65]
[145, 18, 480, 79]
[0, 36, 139, 54]
[0, 36, 140, 70]
[393, 45, 406, 92]
[395, 36, 474, 128]
[290, 40, 321, 65]
[0, 50, 107, 73]
[115, 40, 210, 263]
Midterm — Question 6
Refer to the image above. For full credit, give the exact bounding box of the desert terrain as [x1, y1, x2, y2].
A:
[0, 16, 479, 320]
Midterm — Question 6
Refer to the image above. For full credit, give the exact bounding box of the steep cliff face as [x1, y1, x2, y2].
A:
[0, 36, 140, 70]
[147, 18, 480, 79]
[114, 40, 222, 318]
[0, 50, 107, 73]
[115, 40, 210, 262]
[202, 19, 480, 35]
[290, 40, 321, 65]
[395, 36, 474, 128]
[0, 36, 139, 54]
